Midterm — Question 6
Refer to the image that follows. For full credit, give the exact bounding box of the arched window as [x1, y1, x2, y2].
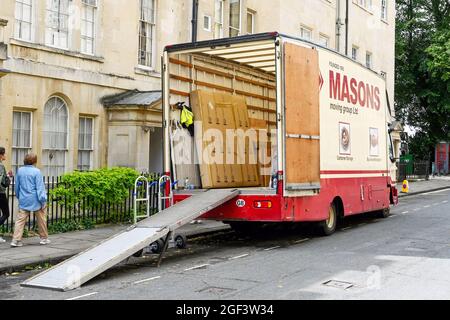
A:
[42, 97, 68, 177]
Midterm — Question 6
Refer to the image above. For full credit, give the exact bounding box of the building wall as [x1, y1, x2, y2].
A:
[0, 0, 177, 173]
[0, 0, 396, 175]
[106, 106, 163, 173]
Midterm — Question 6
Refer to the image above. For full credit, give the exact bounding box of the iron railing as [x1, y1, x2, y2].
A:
[397, 161, 430, 182]
[0, 173, 161, 234]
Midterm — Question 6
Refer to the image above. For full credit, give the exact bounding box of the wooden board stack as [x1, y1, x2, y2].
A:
[190, 90, 261, 189]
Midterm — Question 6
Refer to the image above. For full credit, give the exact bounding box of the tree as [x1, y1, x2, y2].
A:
[395, 0, 450, 159]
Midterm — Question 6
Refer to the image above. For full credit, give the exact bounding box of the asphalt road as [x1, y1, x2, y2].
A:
[1, 188, 449, 300]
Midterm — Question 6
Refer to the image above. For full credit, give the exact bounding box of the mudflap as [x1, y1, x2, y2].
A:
[390, 185, 399, 205]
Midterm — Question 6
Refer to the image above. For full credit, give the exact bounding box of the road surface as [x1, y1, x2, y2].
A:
[1, 188, 449, 300]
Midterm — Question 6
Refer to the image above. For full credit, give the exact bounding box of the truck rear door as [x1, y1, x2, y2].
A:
[283, 42, 321, 196]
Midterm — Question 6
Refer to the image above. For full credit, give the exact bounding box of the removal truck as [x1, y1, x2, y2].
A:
[164, 32, 399, 235]
[22, 32, 399, 291]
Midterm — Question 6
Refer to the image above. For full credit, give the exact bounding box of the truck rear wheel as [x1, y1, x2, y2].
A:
[377, 208, 391, 218]
[149, 239, 165, 254]
[318, 203, 337, 236]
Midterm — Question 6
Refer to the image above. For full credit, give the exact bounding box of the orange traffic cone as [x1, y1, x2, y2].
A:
[401, 180, 409, 193]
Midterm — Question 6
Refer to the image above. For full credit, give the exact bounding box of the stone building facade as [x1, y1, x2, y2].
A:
[0, 0, 398, 175]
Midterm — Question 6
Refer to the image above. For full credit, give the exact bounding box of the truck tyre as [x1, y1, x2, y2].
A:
[377, 208, 391, 218]
[175, 234, 187, 249]
[319, 203, 337, 236]
[150, 239, 165, 254]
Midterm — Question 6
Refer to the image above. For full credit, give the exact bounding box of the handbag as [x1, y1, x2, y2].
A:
[0, 168, 10, 188]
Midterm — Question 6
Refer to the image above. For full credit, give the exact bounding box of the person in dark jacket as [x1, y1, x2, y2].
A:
[0, 147, 12, 243]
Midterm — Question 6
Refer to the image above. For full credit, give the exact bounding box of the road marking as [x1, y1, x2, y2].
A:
[401, 211, 409, 214]
[443, 201, 448, 204]
[184, 264, 210, 271]
[432, 203, 439, 206]
[294, 238, 310, 244]
[229, 254, 249, 260]
[405, 247, 426, 252]
[421, 189, 450, 195]
[341, 227, 352, 231]
[424, 205, 431, 208]
[413, 208, 420, 211]
[264, 246, 281, 251]
[133, 276, 161, 285]
[65, 292, 98, 301]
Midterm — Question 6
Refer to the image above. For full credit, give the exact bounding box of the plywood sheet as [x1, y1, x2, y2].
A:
[232, 96, 260, 187]
[249, 118, 272, 187]
[284, 43, 321, 189]
[190, 90, 260, 188]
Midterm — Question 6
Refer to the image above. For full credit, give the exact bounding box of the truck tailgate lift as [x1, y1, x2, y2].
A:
[21, 189, 239, 292]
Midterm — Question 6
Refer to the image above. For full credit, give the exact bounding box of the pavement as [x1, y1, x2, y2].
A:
[0, 220, 231, 274]
[0, 177, 449, 275]
[397, 175, 450, 197]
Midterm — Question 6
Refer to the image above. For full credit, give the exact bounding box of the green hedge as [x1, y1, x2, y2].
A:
[50, 167, 140, 211]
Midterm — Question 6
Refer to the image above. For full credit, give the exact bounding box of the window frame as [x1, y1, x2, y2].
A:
[81, 0, 98, 55]
[138, 0, 157, 69]
[203, 15, 212, 32]
[14, 0, 34, 42]
[77, 116, 94, 171]
[352, 45, 359, 61]
[366, 51, 373, 69]
[42, 96, 69, 177]
[300, 25, 313, 41]
[319, 33, 330, 48]
[356, 0, 373, 12]
[45, 0, 71, 50]
[246, 10, 255, 35]
[381, 0, 388, 21]
[229, 0, 241, 37]
[214, 0, 224, 39]
[12, 111, 33, 173]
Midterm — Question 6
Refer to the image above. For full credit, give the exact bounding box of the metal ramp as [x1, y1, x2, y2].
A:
[21, 188, 239, 292]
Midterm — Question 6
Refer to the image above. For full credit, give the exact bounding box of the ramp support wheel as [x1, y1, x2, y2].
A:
[157, 231, 172, 268]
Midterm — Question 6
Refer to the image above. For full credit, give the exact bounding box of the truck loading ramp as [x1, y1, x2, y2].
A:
[21, 188, 239, 292]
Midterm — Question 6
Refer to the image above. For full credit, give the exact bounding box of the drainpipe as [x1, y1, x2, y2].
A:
[191, 0, 199, 42]
[345, 0, 349, 56]
[336, 0, 341, 52]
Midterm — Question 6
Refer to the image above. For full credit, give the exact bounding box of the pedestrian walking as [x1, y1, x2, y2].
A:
[0, 147, 12, 243]
[11, 153, 50, 248]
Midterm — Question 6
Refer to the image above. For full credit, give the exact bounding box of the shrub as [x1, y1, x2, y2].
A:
[48, 218, 95, 234]
[50, 167, 140, 212]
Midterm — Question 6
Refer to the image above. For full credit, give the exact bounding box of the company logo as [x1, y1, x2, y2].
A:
[329, 70, 381, 111]
[236, 199, 246, 208]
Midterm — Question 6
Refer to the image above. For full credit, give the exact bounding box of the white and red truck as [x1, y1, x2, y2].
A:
[163, 32, 399, 236]
[22, 32, 401, 291]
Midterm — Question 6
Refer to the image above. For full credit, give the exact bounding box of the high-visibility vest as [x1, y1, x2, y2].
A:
[180, 107, 194, 127]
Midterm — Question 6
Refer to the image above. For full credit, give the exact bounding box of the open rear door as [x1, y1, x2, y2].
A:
[284, 42, 321, 196]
